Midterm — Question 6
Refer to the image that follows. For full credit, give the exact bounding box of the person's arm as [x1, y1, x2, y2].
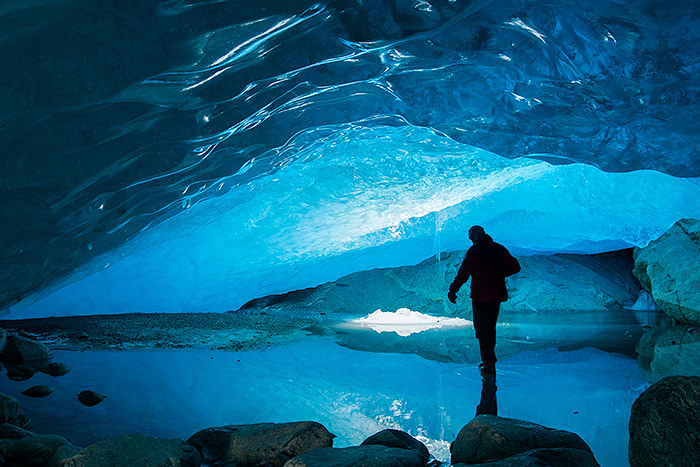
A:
[449, 250, 473, 302]
[502, 249, 521, 277]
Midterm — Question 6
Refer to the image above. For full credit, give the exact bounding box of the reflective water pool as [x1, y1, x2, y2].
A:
[0, 331, 651, 467]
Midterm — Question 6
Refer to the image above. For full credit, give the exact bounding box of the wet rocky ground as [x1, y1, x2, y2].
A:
[0, 311, 323, 352]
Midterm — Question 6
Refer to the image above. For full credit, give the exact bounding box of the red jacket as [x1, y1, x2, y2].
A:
[449, 234, 521, 303]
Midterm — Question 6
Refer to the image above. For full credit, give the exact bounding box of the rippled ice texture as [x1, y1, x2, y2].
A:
[2, 0, 700, 312]
[10, 124, 700, 317]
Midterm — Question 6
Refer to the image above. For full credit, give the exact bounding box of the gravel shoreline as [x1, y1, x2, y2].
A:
[0, 312, 326, 351]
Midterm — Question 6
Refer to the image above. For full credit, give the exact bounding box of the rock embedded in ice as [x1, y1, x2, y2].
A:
[0, 393, 19, 425]
[360, 428, 430, 464]
[21, 385, 54, 398]
[63, 434, 199, 467]
[633, 218, 700, 325]
[77, 390, 106, 407]
[629, 375, 700, 467]
[243, 249, 641, 318]
[187, 421, 335, 467]
[283, 445, 426, 467]
[450, 414, 594, 465]
[507, 251, 641, 312]
[0, 334, 53, 370]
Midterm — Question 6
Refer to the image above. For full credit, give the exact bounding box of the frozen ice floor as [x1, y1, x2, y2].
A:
[0, 337, 646, 467]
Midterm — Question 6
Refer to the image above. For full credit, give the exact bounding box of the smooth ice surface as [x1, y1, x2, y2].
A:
[10, 125, 700, 317]
[352, 308, 472, 336]
[0, 339, 646, 467]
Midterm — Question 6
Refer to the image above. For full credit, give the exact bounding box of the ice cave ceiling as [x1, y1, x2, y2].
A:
[2, 0, 700, 316]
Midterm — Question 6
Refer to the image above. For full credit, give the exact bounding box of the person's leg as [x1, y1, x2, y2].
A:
[472, 300, 500, 367]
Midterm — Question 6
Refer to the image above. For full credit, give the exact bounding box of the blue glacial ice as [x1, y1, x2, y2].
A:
[2, 2, 699, 466]
[3, 0, 700, 313]
[10, 124, 700, 317]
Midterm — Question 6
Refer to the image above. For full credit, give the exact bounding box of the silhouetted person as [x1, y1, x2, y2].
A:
[476, 373, 497, 416]
[448, 226, 520, 375]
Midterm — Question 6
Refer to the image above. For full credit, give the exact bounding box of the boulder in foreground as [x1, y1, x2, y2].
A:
[629, 375, 700, 467]
[1, 433, 78, 467]
[360, 429, 429, 463]
[452, 446, 600, 466]
[63, 434, 199, 467]
[633, 218, 700, 325]
[450, 415, 596, 465]
[0, 423, 34, 440]
[283, 445, 425, 467]
[188, 421, 335, 467]
[0, 393, 19, 425]
[0, 333, 53, 369]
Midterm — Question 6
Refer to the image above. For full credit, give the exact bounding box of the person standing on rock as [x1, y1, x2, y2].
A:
[448, 226, 521, 375]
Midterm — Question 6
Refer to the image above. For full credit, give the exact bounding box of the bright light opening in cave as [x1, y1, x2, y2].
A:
[351, 308, 472, 336]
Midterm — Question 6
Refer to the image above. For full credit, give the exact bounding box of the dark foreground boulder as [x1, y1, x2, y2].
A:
[188, 421, 335, 467]
[0, 423, 34, 440]
[453, 446, 599, 466]
[283, 445, 426, 467]
[0, 394, 19, 425]
[360, 429, 430, 463]
[0, 334, 52, 369]
[50, 444, 83, 467]
[0, 433, 78, 467]
[451, 415, 595, 465]
[629, 375, 700, 467]
[63, 434, 199, 467]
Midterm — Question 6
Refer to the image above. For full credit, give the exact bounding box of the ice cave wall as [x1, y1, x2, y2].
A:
[8, 125, 700, 317]
[2, 0, 700, 316]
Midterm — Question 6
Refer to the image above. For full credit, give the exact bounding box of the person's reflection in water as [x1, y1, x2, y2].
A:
[476, 373, 498, 416]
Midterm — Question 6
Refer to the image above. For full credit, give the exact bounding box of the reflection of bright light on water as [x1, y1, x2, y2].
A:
[352, 308, 472, 336]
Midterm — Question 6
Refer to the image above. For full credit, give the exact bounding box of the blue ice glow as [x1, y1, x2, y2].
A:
[4, 0, 700, 313]
[10, 124, 700, 317]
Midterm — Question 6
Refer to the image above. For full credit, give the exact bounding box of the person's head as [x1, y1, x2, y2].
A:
[468, 225, 486, 243]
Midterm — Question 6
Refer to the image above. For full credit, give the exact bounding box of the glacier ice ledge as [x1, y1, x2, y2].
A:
[9, 124, 700, 318]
